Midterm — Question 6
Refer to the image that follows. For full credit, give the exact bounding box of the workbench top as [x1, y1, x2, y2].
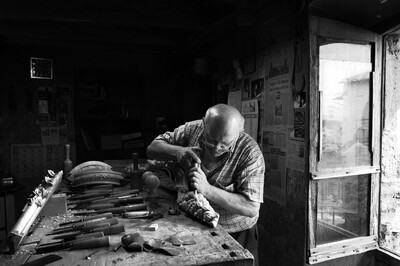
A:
[0, 179, 253, 265]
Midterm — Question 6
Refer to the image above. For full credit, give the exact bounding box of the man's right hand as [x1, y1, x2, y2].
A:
[175, 147, 201, 170]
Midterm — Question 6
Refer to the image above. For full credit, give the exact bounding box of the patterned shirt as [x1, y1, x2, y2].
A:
[156, 119, 265, 233]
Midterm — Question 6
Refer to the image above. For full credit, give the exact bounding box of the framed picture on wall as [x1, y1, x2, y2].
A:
[30, 57, 53, 79]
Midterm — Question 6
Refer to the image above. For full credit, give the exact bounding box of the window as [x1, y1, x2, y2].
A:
[308, 17, 381, 264]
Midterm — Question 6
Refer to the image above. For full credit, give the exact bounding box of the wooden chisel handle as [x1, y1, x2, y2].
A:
[70, 236, 110, 250]
[75, 231, 104, 240]
[93, 224, 125, 235]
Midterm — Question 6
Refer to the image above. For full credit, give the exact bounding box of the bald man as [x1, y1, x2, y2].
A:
[147, 104, 265, 266]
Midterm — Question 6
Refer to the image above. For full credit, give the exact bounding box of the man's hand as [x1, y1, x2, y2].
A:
[188, 165, 210, 194]
[147, 140, 201, 170]
[176, 147, 201, 170]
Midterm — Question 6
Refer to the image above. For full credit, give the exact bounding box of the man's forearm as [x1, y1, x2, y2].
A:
[203, 186, 260, 217]
[146, 140, 180, 161]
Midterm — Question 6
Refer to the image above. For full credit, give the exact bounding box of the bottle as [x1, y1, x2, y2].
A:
[130, 152, 143, 191]
[63, 144, 73, 180]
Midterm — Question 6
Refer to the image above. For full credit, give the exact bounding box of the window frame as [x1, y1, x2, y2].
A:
[308, 16, 382, 264]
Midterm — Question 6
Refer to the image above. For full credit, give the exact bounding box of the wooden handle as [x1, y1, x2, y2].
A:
[81, 222, 111, 232]
[93, 224, 125, 235]
[82, 212, 113, 221]
[75, 231, 104, 240]
[70, 236, 110, 250]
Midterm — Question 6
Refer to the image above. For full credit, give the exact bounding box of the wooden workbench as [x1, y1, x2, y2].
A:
[0, 174, 253, 265]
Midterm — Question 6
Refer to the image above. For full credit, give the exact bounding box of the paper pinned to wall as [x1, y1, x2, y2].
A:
[242, 99, 259, 141]
[227, 90, 242, 112]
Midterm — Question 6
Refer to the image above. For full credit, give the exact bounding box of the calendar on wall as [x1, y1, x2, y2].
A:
[11, 144, 73, 179]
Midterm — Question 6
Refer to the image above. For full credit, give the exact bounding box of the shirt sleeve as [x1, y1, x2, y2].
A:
[155, 123, 187, 146]
[235, 143, 265, 203]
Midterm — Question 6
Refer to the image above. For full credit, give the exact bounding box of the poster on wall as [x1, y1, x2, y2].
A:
[227, 89, 242, 112]
[264, 46, 294, 129]
[242, 99, 259, 141]
[263, 129, 287, 206]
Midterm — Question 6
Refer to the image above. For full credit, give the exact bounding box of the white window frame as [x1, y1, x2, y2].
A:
[308, 16, 382, 264]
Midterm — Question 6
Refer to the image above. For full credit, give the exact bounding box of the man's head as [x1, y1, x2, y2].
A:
[203, 104, 244, 157]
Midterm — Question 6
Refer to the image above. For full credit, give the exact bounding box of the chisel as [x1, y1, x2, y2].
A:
[58, 212, 113, 227]
[46, 218, 118, 235]
[53, 224, 125, 240]
[69, 191, 111, 200]
[74, 197, 144, 210]
[52, 217, 118, 233]
[97, 203, 148, 214]
[35, 236, 110, 254]
[37, 232, 104, 249]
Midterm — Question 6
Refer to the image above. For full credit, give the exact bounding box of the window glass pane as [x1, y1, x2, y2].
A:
[319, 43, 372, 169]
[316, 175, 370, 245]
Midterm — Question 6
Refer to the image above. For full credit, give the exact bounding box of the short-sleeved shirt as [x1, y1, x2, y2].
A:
[156, 119, 265, 233]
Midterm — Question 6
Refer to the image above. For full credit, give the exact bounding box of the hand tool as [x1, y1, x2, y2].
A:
[73, 197, 144, 210]
[85, 249, 102, 260]
[36, 232, 104, 249]
[89, 194, 140, 204]
[46, 218, 118, 235]
[35, 236, 109, 254]
[126, 212, 164, 228]
[77, 203, 148, 215]
[69, 191, 111, 200]
[67, 196, 106, 206]
[122, 210, 150, 218]
[58, 212, 113, 227]
[52, 217, 118, 233]
[44, 231, 105, 244]
[53, 224, 125, 240]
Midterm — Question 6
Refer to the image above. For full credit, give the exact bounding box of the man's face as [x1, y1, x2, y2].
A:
[203, 121, 238, 158]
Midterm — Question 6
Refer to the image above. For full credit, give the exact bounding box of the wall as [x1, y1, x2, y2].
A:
[380, 32, 400, 257]
[205, 4, 309, 265]
[0, 41, 196, 213]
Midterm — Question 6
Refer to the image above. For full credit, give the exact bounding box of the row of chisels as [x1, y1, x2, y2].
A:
[37, 212, 125, 253]
[34, 185, 158, 254]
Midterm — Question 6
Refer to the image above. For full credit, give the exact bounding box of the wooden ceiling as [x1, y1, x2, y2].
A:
[1, 0, 400, 55]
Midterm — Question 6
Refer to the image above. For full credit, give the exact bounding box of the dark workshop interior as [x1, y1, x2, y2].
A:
[1, 0, 400, 265]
